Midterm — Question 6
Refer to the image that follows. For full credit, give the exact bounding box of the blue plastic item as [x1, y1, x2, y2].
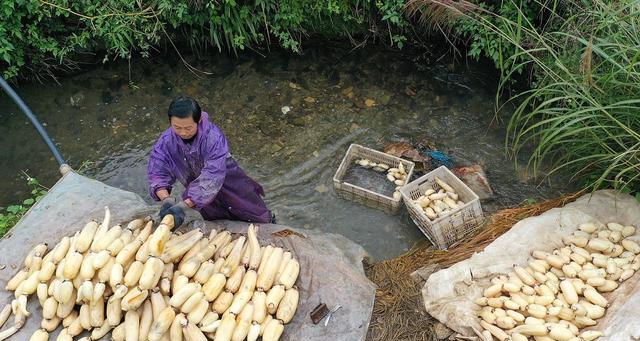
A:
[426, 150, 453, 169]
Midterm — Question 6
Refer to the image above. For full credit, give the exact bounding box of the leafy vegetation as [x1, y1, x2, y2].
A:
[411, 0, 640, 193]
[0, 175, 48, 237]
[407, 0, 558, 76]
[0, 0, 410, 81]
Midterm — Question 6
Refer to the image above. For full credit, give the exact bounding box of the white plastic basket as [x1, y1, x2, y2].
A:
[333, 144, 415, 214]
[400, 166, 484, 249]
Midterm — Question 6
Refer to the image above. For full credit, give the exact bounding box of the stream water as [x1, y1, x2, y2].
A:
[0, 42, 565, 260]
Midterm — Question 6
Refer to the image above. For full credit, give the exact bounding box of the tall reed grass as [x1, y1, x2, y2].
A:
[410, 0, 640, 193]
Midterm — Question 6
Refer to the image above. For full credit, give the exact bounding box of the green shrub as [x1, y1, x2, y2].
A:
[0, 0, 410, 81]
[0, 175, 48, 237]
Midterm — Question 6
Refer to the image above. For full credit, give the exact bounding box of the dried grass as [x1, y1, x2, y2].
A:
[365, 191, 584, 340]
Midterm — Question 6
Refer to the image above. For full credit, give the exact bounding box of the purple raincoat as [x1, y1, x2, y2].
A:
[147, 112, 271, 223]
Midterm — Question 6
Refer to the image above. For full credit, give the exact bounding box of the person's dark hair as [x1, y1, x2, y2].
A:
[168, 95, 201, 122]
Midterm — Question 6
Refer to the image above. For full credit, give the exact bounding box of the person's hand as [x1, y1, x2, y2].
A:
[164, 201, 189, 228]
[159, 197, 177, 218]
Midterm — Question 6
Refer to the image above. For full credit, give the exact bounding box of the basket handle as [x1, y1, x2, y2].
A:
[416, 176, 432, 186]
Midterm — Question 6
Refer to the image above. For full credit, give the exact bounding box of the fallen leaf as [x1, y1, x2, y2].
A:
[289, 82, 302, 90]
[364, 99, 376, 107]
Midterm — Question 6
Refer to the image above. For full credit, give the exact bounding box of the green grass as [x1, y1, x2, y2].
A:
[501, 1, 640, 193]
[0, 175, 48, 237]
[413, 0, 640, 194]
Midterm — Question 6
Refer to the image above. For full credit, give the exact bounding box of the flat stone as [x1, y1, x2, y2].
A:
[315, 184, 329, 193]
[268, 143, 284, 153]
[291, 117, 306, 127]
[379, 94, 391, 105]
[341, 86, 353, 95]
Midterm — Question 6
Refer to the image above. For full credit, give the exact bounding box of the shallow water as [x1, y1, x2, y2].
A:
[0, 43, 565, 260]
[343, 166, 400, 198]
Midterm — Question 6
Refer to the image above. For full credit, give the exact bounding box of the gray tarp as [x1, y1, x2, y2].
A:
[0, 171, 376, 340]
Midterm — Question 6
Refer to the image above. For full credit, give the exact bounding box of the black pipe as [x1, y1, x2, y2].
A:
[0, 77, 66, 166]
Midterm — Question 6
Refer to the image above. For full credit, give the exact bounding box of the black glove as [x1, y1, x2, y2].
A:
[159, 197, 177, 218]
[164, 201, 189, 228]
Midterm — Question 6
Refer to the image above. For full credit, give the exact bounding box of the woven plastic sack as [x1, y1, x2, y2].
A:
[420, 190, 640, 340]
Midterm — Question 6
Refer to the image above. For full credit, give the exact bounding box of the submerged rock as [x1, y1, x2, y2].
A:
[364, 99, 376, 107]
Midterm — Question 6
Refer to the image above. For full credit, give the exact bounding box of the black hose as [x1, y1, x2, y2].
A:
[0, 77, 66, 166]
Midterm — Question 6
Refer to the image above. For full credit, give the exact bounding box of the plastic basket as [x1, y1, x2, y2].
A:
[400, 166, 484, 249]
[333, 144, 415, 214]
